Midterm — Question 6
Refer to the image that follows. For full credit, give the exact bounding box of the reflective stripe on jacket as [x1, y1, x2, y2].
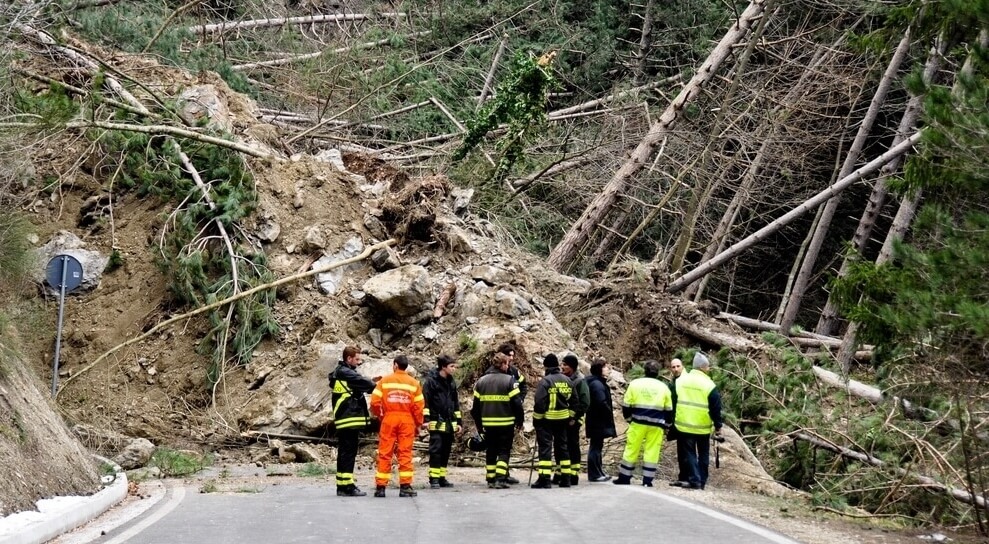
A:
[674, 369, 716, 434]
[371, 369, 425, 427]
[471, 367, 523, 428]
[422, 369, 462, 433]
[331, 364, 376, 430]
[533, 369, 574, 421]
[622, 376, 673, 428]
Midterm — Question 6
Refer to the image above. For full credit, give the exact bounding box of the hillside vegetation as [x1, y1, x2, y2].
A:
[0, 0, 987, 538]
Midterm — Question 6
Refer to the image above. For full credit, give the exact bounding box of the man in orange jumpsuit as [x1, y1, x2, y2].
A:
[370, 354, 425, 498]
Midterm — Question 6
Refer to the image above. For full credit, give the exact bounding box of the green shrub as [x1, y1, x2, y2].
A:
[150, 448, 212, 477]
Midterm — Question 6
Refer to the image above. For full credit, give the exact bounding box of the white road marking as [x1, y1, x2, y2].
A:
[101, 485, 186, 544]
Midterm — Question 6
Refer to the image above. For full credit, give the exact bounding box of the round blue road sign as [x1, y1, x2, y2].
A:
[45, 254, 84, 292]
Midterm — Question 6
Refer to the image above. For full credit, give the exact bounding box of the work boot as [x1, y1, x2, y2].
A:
[642, 477, 654, 488]
[551, 474, 562, 486]
[437, 478, 454, 488]
[669, 480, 689, 487]
[429, 478, 441, 489]
[399, 484, 417, 497]
[374, 486, 386, 498]
[530, 477, 552, 489]
[504, 475, 520, 485]
[488, 478, 510, 489]
[570, 475, 580, 486]
[558, 477, 571, 488]
[612, 475, 631, 485]
[337, 485, 367, 497]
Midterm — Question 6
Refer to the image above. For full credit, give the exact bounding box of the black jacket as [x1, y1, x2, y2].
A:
[471, 366, 524, 430]
[533, 368, 575, 422]
[330, 363, 376, 430]
[585, 375, 617, 439]
[422, 369, 462, 433]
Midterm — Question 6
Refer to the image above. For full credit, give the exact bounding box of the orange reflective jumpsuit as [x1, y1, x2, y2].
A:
[371, 369, 425, 487]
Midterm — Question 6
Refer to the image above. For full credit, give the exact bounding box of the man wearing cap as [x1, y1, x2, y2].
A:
[671, 352, 723, 490]
[471, 352, 524, 489]
[531, 353, 575, 488]
[560, 354, 590, 485]
[614, 360, 673, 487]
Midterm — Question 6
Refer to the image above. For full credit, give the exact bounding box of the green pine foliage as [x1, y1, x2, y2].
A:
[92, 124, 278, 387]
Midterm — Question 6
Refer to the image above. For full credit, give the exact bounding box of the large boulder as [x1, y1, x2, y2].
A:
[113, 438, 155, 470]
[33, 231, 108, 293]
[362, 265, 434, 318]
[177, 84, 234, 132]
[314, 237, 365, 295]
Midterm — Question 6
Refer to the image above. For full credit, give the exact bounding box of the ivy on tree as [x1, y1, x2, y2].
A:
[453, 51, 558, 184]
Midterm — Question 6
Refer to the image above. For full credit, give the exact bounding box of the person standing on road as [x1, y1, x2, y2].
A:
[470, 352, 524, 489]
[330, 345, 378, 497]
[531, 353, 574, 489]
[613, 360, 673, 487]
[585, 357, 616, 482]
[370, 354, 425, 498]
[496, 342, 526, 485]
[560, 354, 589, 485]
[671, 352, 723, 490]
[422, 354, 462, 489]
[666, 357, 688, 485]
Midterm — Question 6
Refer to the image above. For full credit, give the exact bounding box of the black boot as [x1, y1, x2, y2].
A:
[570, 475, 580, 486]
[642, 477, 654, 488]
[487, 478, 509, 489]
[504, 475, 520, 485]
[429, 478, 441, 489]
[399, 484, 417, 497]
[551, 474, 562, 485]
[374, 486, 386, 498]
[613, 475, 631, 485]
[558, 477, 571, 488]
[337, 485, 367, 497]
[438, 477, 454, 488]
[530, 477, 552, 489]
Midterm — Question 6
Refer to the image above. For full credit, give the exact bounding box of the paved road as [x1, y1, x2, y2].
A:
[82, 480, 801, 544]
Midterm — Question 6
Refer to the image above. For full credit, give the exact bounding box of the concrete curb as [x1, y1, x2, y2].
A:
[0, 456, 128, 544]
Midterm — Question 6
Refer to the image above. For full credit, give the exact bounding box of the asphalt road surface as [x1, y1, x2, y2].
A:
[79, 480, 801, 544]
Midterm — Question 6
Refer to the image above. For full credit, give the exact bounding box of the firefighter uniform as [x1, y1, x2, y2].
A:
[470, 364, 523, 488]
[615, 371, 673, 487]
[331, 362, 376, 495]
[532, 354, 575, 488]
[422, 367, 462, 487]
[371, 367, 425, 492]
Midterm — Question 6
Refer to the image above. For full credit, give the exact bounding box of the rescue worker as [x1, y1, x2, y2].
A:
[560, 354, 589, 485]
[370, 354, 425, 498]
[496, 342, 526, 485]
[470, 351, 524, 489]
[531, 353, 574, 489]
[614, 360, 673, 487]
[671, 352, 723, 490]
[666, 357, 689, 486]
[330, 345, 378, 497]
[422, 354, 462, 489]
[585, 358, 616, 482]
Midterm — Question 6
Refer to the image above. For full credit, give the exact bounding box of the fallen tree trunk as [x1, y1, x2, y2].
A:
[666, 131, 924, 293]
[186, 12, 404, 34]
[793, 431, 987, 510]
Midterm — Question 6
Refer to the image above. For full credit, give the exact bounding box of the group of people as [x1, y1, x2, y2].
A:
[329, 346, 463, 498]
[615, 352, 723, 490]
[328, 342, 722, 497]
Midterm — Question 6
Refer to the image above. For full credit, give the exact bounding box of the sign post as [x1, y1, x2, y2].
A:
[45, 254, 84, 397]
